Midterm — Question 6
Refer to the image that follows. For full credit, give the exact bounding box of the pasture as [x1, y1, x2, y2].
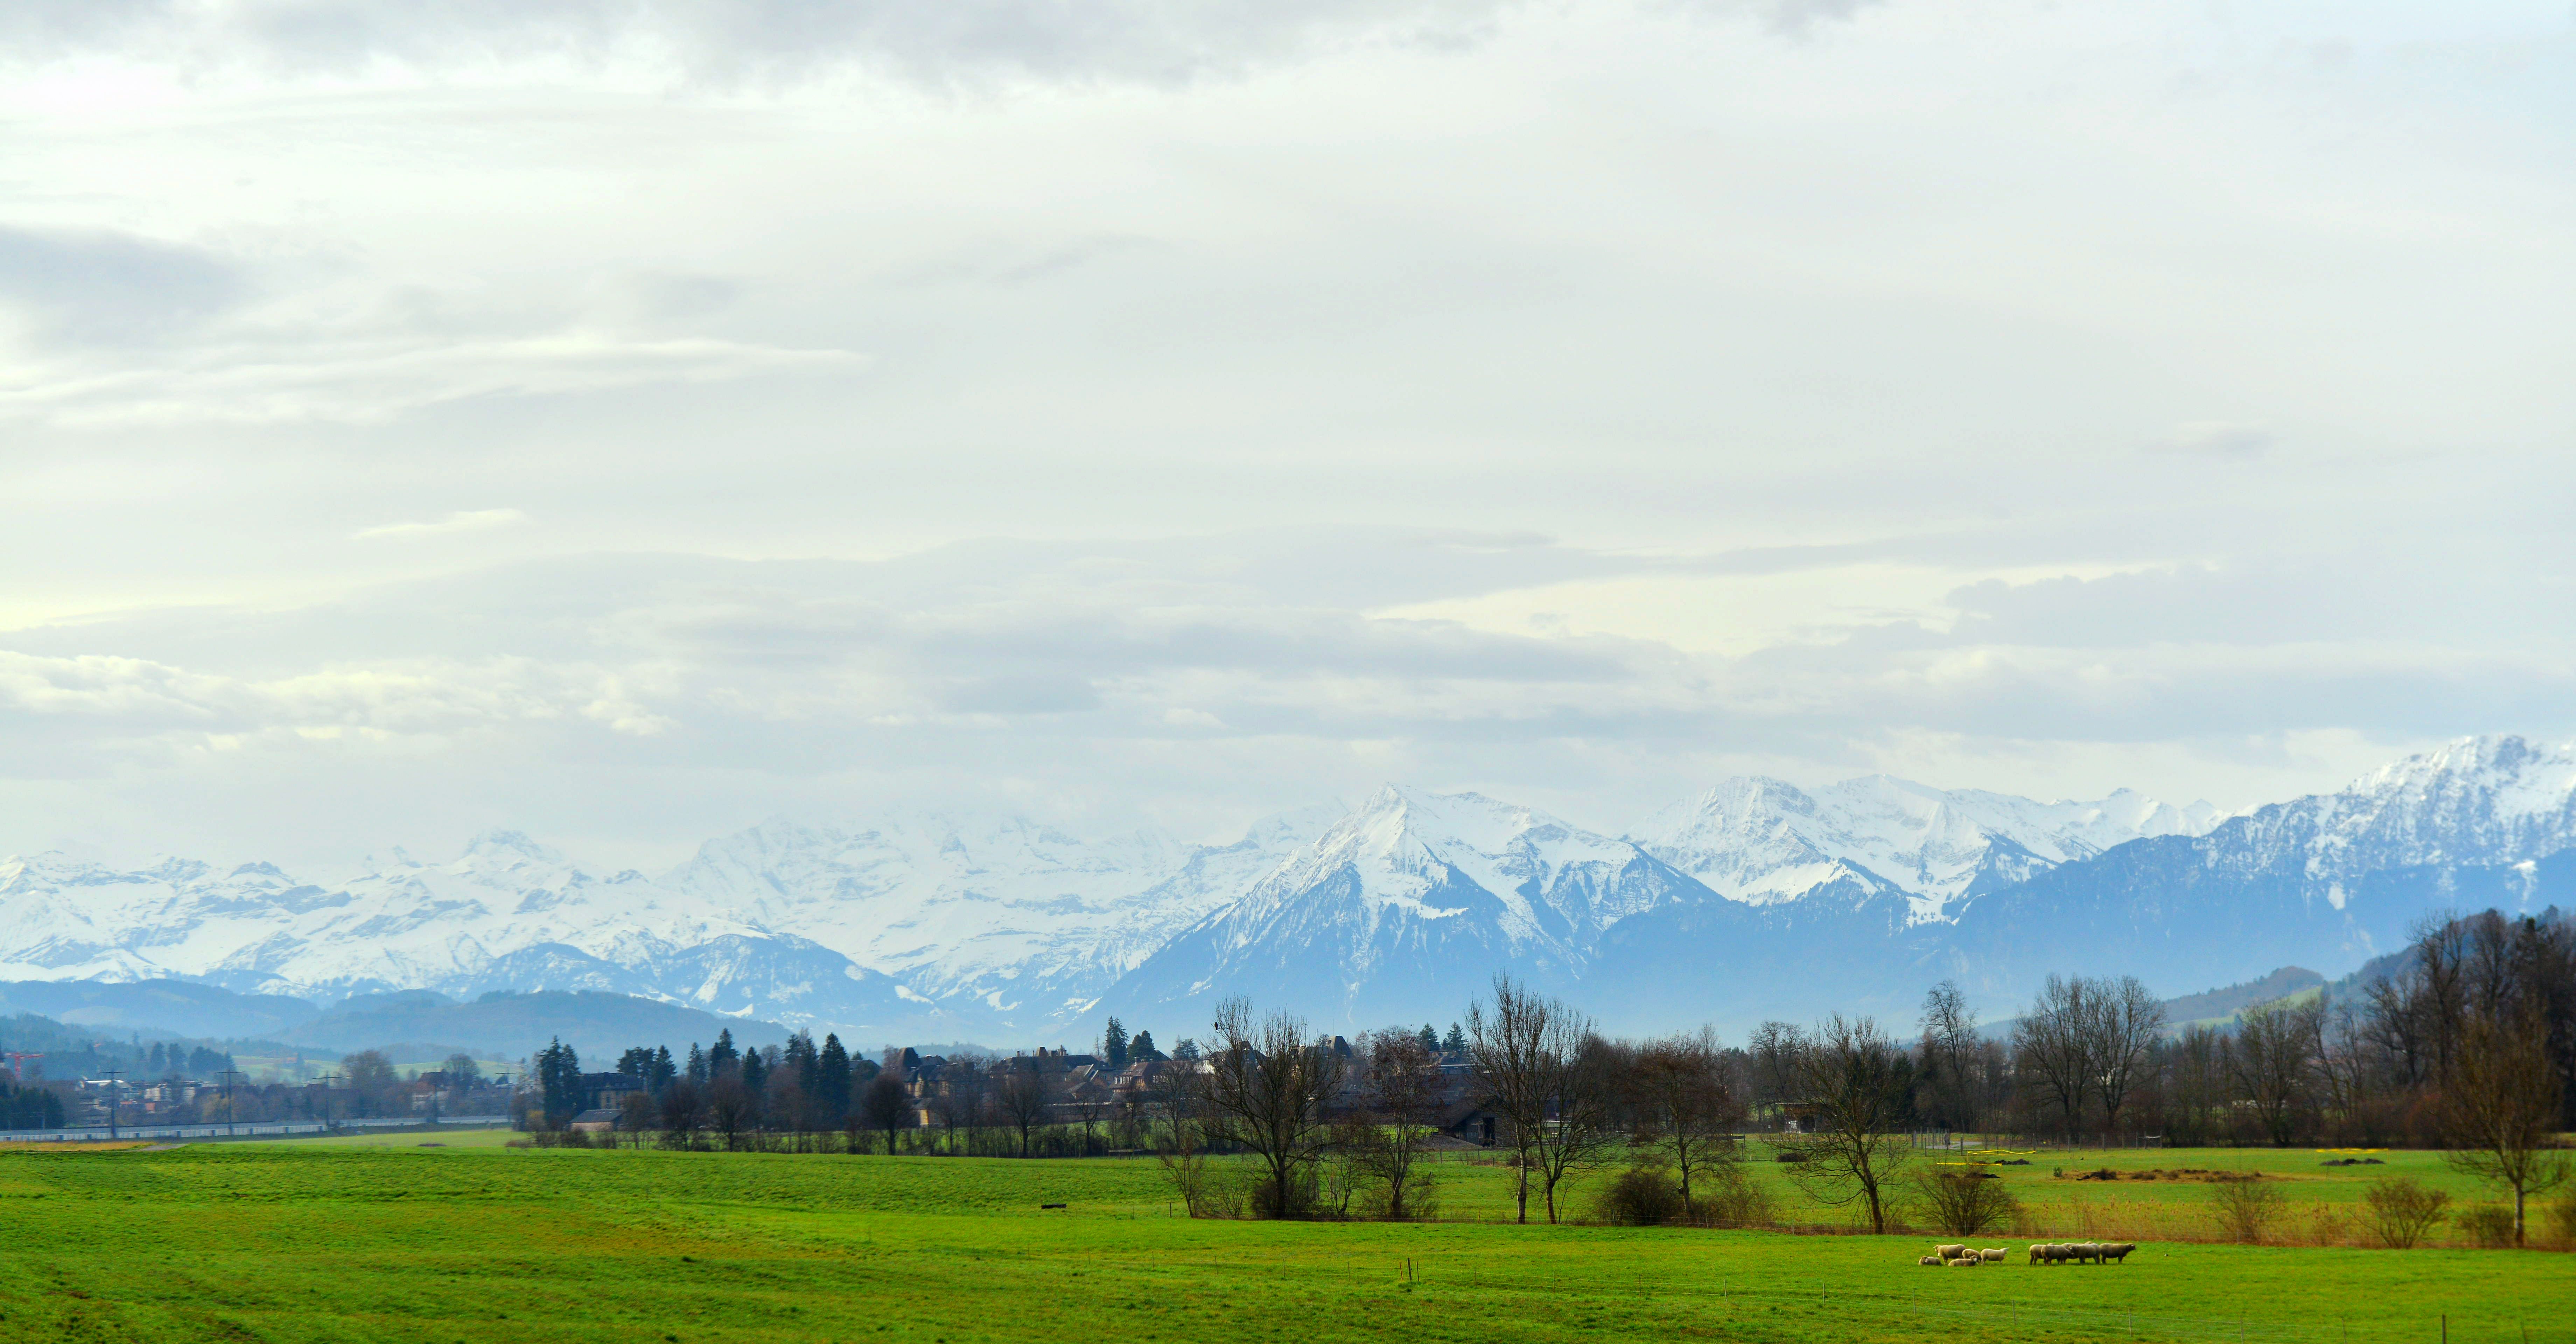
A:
[0, 1140, 2565, 1344]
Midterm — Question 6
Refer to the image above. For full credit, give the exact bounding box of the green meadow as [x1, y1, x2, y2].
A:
[0, 1140, 2567, 1344]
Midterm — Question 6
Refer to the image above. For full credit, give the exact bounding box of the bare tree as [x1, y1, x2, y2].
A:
[1146, 1059, 1220, 1216]
[1352, 1028, 1442, 1220]
[1745, 1020, 1806, 1128]
[1917, 981, 1980, 1132]
[616, 1089, 656, 1148]
[2442, 1003, 2570, 1246]
[861, 1072, 912, 1155]
[1629, 1027, 1744, 1222]
[1468, 974, 1554, 1224]
[2230, 998, 2320, 1147]
[995, 1060, 1055, 1157]
[1783, 1014, 1913, 1233]
[705, 1077, 755, 1151]
[1528, 1037, 1623, 1227]
[658, 1079, 704, 1149]
[2013, 975, 2094, 1139]
[1198, 999, 1345, 1219]
[2088, 975, 2166, 1139]
[1465, 979, 1620, 1225]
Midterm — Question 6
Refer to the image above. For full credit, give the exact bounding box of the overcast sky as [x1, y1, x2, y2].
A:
[3, 0, 2571, 874]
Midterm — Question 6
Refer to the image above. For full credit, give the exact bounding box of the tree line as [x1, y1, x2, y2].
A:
[526, 1022, 1197, 1157]
[1144, 907, 2570, 1244]
[500, 907, 2568, 1245]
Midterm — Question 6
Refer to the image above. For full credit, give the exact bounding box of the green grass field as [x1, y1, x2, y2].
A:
[0, 1141, 2566, 1344]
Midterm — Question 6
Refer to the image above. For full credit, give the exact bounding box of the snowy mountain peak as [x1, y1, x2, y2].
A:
[454, 829, 573, 875]
[2345, 734, 2575, 811]
[1631, 772, 2222, 915]
[2262, 735, 2576, 875]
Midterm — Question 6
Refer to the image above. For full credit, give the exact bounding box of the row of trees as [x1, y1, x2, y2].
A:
[1159, 982, 1768, 1227]
[1146, 908, 2570, 1244]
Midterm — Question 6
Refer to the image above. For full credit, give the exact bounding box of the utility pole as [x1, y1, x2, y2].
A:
[218, 1068, 245, 1137]
[96, 1066, 125, 1140]
[315, 1071, 343, 1132]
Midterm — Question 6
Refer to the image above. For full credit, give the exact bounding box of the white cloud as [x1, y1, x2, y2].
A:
[0, 0, 2568, 865]
[351, 508, 528, 540]
[2148, 422, 2274, 459]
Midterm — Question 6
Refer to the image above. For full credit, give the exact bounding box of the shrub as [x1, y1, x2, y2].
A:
[2458, 1205, 2517, 1248]
[1913, 1169, 2022, 1236]
[2358, 1176, 2450, 1249]
[1595, 1166, 1686, 1227]
[2209, 1175, 2285, 1244]
[2549, 1197, 2576, 1248]
[1693, 1164, 1777, 1229]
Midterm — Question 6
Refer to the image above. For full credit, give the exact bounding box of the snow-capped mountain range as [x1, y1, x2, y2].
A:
[3, 736, 2570, 1041]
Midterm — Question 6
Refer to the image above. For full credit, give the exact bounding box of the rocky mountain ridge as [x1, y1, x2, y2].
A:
[3, 736, 2569, 1038]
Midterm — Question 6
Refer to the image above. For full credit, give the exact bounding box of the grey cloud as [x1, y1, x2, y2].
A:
[0, 226, 249, 344]
[1665, 0, 1888, 36]
[1941, 560, 2576, 652]
[15, 534, 2566, 780]
[2, 0, 1523, 83]
[7, 531, 2572, 865]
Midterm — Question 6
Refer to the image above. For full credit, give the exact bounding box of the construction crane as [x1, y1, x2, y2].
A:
[3, 1052, 40, 1082]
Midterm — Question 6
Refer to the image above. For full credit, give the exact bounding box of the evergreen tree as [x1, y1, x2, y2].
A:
[740, 1044, 768, 1095]
[686, 1043, 708, 1086]
[1419, 1024, 1440, 1054]
[534, 1037, 583, 1128]
[708, 1030, 738, 1078]
[786, 1031, 819, 1098]
[1103, 1017, 1129, 1070]
[1130, 1029, 1159, 1062]
[615, 1046, 656, 1080]
[816, 1034, 853, 1127]
[1441, 1022, 1466, 1053]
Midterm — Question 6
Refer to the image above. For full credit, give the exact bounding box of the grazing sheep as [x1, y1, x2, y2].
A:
[2103, 1242, 2136, 1263]
[1919, 1255, 1943, 1267]
[1979, 1248, 2009, 1263]
[1934, 1243, 1967, 1260]
[2079, 1242, 2109, 1265]
[1948, 1256, 1980, 1268]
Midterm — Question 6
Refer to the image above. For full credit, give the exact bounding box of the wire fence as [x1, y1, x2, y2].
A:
[1380, 1272, 2569, 1344]
[0, 1115, 510, 1142]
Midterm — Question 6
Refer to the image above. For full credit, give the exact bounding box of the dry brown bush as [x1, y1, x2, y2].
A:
[2359, 1176, 2450, 1249]
[2209, 1175, 2285, 1244]
[1914, 1169, 2022, 1236]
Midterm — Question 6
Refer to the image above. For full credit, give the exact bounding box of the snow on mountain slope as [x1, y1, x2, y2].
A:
[0, 833, 921, 1034]
[1631, 774, 2220, 919]
[5, 738, 2564, 1043]
[658, 805, 1340, 1021]
[2269, 734, 2576, 882]
[1101, 786, 1717, 1028]
[1938, 735, 2576, 1012]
